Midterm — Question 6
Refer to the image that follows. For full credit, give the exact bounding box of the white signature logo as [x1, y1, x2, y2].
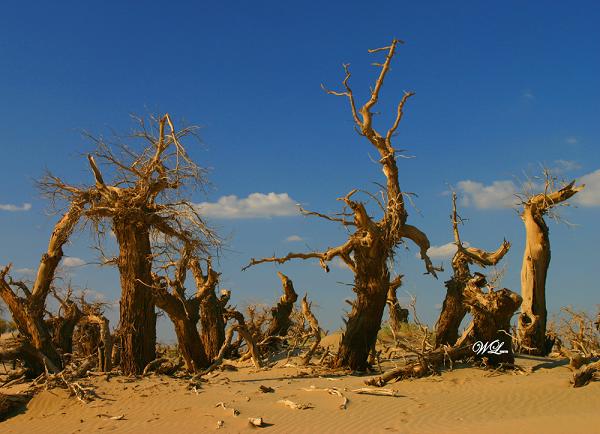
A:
[472, 340, 508, 355]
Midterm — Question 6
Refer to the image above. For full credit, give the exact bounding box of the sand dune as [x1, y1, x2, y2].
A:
[2, 354, 599, 434]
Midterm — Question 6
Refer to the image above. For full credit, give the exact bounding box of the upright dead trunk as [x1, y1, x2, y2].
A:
[435, 278, 468, 347]
[517, 180, 583, 356]
[191, 259, 225, 362]
[386, 276, 408, 337]
[265, 272, 298, 337]
[113, 217, 156, 375]
[172, 318, 207, 372]
[335, 243, 390, 371]
[48, 301, 83, 355]
[518, 207, 550, 355]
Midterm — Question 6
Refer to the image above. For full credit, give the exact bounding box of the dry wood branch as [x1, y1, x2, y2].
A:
[365, 345, 473, 386]
[302, 385, 348, 409]
[572, 360, 600, 387]
[242, 239, 355, 273]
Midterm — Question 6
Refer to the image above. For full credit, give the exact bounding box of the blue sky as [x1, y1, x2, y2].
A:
[1, 1, 599, 341]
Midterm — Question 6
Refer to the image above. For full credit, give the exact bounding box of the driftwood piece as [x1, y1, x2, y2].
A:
[352, 387, 402, 397]
[278, 399, 313, 410]
[302, 385, 347, 409]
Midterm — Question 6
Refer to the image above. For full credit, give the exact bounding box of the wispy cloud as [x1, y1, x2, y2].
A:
[194, 192, 299, 219]
[456, 180, 518, 209]
[552, 159, 581, 174]
[15, 267, 36, 275]
[62, 257, 86, 267]
[332, 257, 350, 270]
[0, 203, 32, 212]
[575, 169, 600, 207]
[285, 235, 303, 242]
[522, 89, 535, 100]
[457, 168, 600, 209]
[566, 137, 578, 145]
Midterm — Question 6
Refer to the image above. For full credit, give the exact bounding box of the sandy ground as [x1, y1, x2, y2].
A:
[2, 352, 599, 434]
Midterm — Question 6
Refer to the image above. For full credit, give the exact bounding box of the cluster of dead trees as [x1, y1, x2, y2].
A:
[0, 39, 596, 396]
[0, 114, 324, 383]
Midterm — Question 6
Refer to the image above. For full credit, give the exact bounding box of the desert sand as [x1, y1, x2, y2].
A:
[2, 349, 599, 434]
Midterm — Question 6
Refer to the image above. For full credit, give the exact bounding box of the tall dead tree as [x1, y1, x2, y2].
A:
[39, 114, 219, 374]
[0, 199, 85, 373]
[517, 175, 584, 355]
[243, 40, 438, 371]
[435, 193, 510, 347]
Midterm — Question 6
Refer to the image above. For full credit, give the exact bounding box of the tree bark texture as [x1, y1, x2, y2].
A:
[114, 217, 156, 375]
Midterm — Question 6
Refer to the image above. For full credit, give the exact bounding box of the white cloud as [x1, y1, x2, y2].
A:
[62, 257, 86, 267]
[424, 242, 458, 260]
[0, 203, 32, 212]
[420, 241, 471, 260]
[285, 235, 303, 242]
[457, 180, 518, 209]
[566, 137, 578, 145]
[575, 169, 600, 207]
[194, 192, 299, 219]
[15, 267, 36, 275]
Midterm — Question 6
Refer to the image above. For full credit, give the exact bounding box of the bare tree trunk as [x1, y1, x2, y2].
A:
[114, 218, 156, 375]
[386, 277, 408, 339]
[48, 301, 83, 355]
[434, 278, 468, 347]
[173, 318, 207, 372]
[199, 291, 226, 361]
[517, 180, 583, 356]
[266, 272, 298, 338]
[464, 274, 522, 365]
[518, 207, 551, 355]
[191, 258, 224, 363]
[335, 261, 389, 371]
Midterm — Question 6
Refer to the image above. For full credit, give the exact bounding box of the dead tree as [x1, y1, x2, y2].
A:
[243, 40, 438, 371]
[38, 114, 220, 374]
[435, 193, 510, 347]
[265, 272, 298, 338]
[0, 199, 85, 373]
[517, 175, 584, 355]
